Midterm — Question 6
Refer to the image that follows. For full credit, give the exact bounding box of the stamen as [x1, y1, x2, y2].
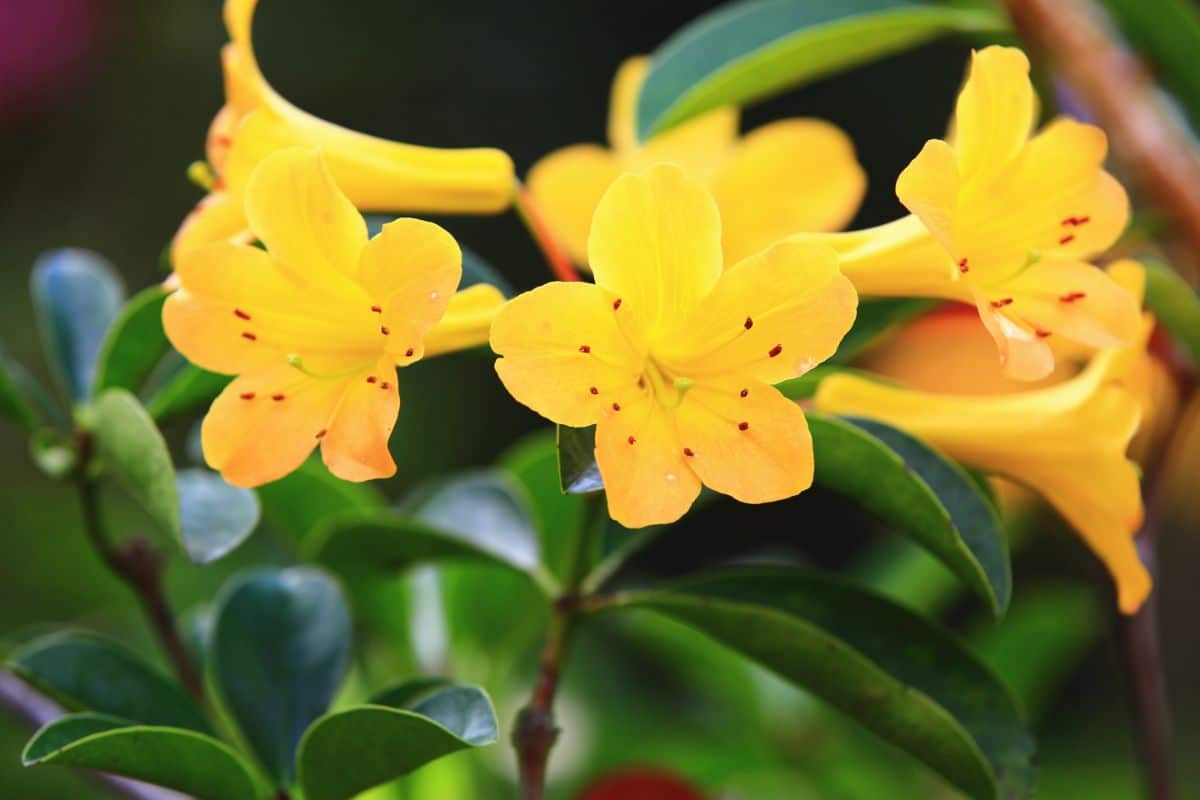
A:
[958, 258, 969, 273]
[768, 344, 783, 358]
[380, 381, 391, 390]
[738, 421, 750, 431]
[1035, 328, 1052, 338]
[239, 392, 255, 400]
[405, 347, 414, 357]
[990, 298, 1013, 309]
[315, 429, 327, 439]
[589, 386, 599, 395]
[366, 376, 377, 383]
[241, 332, 257, 341]
[674, 377, 694, 393]
[627, 435, 636, 445]
[272, 393, 285, 402]
[744, 316, 754, 330]
[579, 345, 591, 353]
[233, 308, 251, 320]
[740, 388, 749, 398]
[683, 447, 695, 457]
[186, 161, 215, 191]
[613, 298, 622, 310]
[612, 402, 621, 411]
[1058, 234, 1076, 245]
[1059, 291, 1086, 303]
[370, 305, 382, 313]
[380, 326, 390, 335]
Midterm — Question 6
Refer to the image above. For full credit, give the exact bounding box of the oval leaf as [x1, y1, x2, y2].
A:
[90, 388, 181, 542]
[557, 424, 603, 494]
[0, 349, 46, 431]
[23, 713, 261, 800]
[297, 685, 497, 800]
[209, 567, 351, 786]
[636, 0, 1006, 141]
[8, 631, 210, 733]
[92, 286, 171, 397]
[501, 431, 587, 582]
[808, 413, 1010, 616]
[616, 567, 1034, 800]
[177, 468, 261, 565]
[1142, 257, 1200, 363]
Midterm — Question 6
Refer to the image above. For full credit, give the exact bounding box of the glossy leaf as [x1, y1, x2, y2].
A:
[636, 0, 1006, 140]
[8, 631, 210, 733]
[92, 286, 171, 397]
[616, 567, 1035, 800]
[22, 713, 260, 800]
[144, 356, 230, 422]
[177, 468, 261, 564]
[209, 568, 351, 786]
[369, 677, 454, 708]
[30, 248, 125, 404]
[557, 424, 602, 494]
[830, 298, 936, 364]
[297, 685, 497, 800]
[257, 456, 385, 543]
[90, 389, 181, 542]
[1142, 257, 1200, 363]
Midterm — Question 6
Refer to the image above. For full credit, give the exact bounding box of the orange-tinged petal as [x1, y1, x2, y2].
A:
[712, 119, 866, 264]
[423, 284, 506, 358]
[525, 145, 620, 266]
[491, 282, 642, 427]
[973, 285, 1056, 381]
[953, 46, 1036, 182]
[1000, 259, 1140, 349]
[588, 165, 723, 344]
[171, 192, 250, 263]
[674, 377, 813, 504]
[163, 289, 280, 375]
[659, 241, 856, 384]
[321, 357, 400, 482]
[594, 388, 700, 528]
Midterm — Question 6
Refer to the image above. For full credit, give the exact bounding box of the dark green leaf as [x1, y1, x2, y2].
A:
[831, 298, 936, 364]
[89, 389, 181, 542]
[257, 456, 385, 543]
[8, 631, 210, 732]
[1142, 257, 1200, 363]
[209, 567, 351, 786]
[557, 424, 602, 494]
[177, 468, 261, 564]
[369, 677, 454, 708]
[615, 567, 1034, 800]
[0, 349, 45, 431]
[22, 713, 261, 800]
[774, 364, 850, 401]
[144, 357, 231, 422]
[808, 413, 1010, 616]
[636, 0, 1007, 140]
[296, 685, 497, 800]
[413, 471, 541, 570]
[1103, 0, 1200, 134]
[30, 249, 125, 404]
[501, 431, 586, 581]
[92, 286, 171, 397]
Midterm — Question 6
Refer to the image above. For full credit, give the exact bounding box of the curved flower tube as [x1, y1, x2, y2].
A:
[172, 0, 515, 261]
[164, 148, 504, 487]
[527, 56, 866, 268]
[792, 46, 1139, 381]
[492, 164, 858, 528]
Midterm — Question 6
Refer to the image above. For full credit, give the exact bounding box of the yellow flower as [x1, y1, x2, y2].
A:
[164, 148, 501, 487]
[793, 46, 1139, 381]
[172, 0, 515, 261]
[527, 56, 866, 269]
[491, 164, 858, 528]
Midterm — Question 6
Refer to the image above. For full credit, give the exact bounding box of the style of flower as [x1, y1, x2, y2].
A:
[491, 164, 858, 527]
[172, 0, 514, 261]
[164, 147, 491, 487]
[791, 46, 1139, 381]
[527, 56, 866, 269]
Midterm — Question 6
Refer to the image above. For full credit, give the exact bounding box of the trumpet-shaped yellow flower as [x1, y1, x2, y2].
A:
[173, 0, 514, 261]
[815, 316, 1150, 613]
[793, 46, 1138, 381]
[164, 148, 502, 487]
[491, 164, 858, 527]
[527, 57, 866, 268]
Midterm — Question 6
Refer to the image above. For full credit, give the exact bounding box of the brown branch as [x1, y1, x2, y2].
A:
[1004, 0, 1200, 280]
[512, 598, 575, 800]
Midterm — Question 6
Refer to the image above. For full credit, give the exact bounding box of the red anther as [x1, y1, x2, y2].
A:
[1058, 234, 1076, 245]
[212, 177, 226, 191]
[239, 392, 255, 400]
[241, 332, 257, 341]
[366, 376, 377, 383]
[234, 308, 251, 320]
[744, 316, 754, 330]
[589, 386, 599, 395]
[380, 381, 391, 390]
[272, 393, 285, 401]
[405, 347, 414, 357]
[738, 421, 750, 431]
[958, 258, 969, 273]
[990, 298, 1013, 309]
[683, 447, 695, 457]
[1077, 215, 1090, 225]
[627, 435, 636, 445]
[739, 388, 749, 398]
[579, 345, 591, 353]
[1059, 291, 1087, 303]
[613, 298, 622, 310]
[370, 305, 382, 313]
[612, 402, 621, 411]
[315, 429, 327, 439]
[380, 326, 390, 335]
[215, 135, 232, 147]
[1035, 328, 1052, 338]
[768, 344, 783, 358]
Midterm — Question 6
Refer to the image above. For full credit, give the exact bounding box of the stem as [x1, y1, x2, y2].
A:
[74, 433, 205, 707]
[512, 180, 582, 283]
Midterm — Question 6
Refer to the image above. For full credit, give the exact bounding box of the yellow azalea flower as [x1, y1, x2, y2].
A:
[814, 325, 1150, 613]
[792, 46, 1138, 381]
[164, 148, 503, 487]
[527, 56, 866, 268]
[491, 164, 858, 527]
[173, 0, 514, 261]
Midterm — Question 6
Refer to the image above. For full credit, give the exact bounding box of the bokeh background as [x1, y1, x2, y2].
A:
[0, 1, 1197, 797]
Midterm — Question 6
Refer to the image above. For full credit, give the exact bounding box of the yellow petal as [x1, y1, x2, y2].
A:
[491, 282, 643, 427]
[1000, 259, 1141, 349]
[526, 144, 621, 266]
[607, 57, 650, 153]
[713, 119, 866, 264]
[658, 241, 857, 385]
[953, 46, 1036, 182]
[321, 358, 400, 482]
[171, 192, 250, 263]
[594, 388, 701, 528]
[972, 285, 1056, 381]
[674, 377, 813, 504]
[895, 139, 959, 261]
[424, 284, 507, 358]
[588, 164, 723, 344]
[163, 289, 278, 375]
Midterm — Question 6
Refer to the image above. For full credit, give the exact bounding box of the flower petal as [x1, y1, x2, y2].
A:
[424, 284, 507, 358]
[1000, 259, 1141, 349]
[712, 119, 866, 264]
[588, 164, 723, 344]
[321, 359, 400, 482]
[895, 139, 960, 260]
[973, 285, 1056, 381]
[674, 377, 813, 504]
[526, 144, 620, 266]
[953, 46, 1036, 181]
[658, 241, 857, 385]
[491, 282, 643, 427]
[171, 192, 250, 263]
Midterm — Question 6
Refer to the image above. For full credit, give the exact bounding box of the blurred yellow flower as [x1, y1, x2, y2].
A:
[172, 0, 515, 261]
[164, 148, 503, 487]
[527, 56, 866, 269]
[794, 46, 1138, 381]
[491, 164, 857, 528]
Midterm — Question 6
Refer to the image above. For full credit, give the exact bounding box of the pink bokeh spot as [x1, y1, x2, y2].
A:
[0, 0, 103, 116]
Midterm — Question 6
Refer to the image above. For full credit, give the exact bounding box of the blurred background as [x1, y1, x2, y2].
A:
[0, 0, 1197, 797]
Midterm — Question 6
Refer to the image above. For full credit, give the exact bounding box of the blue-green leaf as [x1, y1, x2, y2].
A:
[177, 468, 261, 565]
[557, 424, 602, 494]
[92, 286, 171, 397]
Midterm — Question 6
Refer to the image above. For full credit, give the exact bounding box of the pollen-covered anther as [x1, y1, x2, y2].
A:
[272, 393, 285, 402]
[1035, 328, 1052, 338]
[380, 326, 390, 335]
[768, 344, 783, 358]
[366, 376, 377, 384]
[739, 388, 749, 398]
[1058, 234, 1076, 245]
[627, 435, 636, 445]
[990, 297, 1013, 309]
[241, 332, 257, 341]
[958, 258, 969, 273]
[233, 308, 251, 320]
[612, 402, 621, 411]
[1059, 291, 1087, 303]
[589, 386, 599, 395]
[315, 429, 327, 439]
[683, 447, 694, 457]
[405, 348, 414, 357]
[239, 392, 255, 400]
[613, 298, 622, 310]
[738, 421, 750, 431]
[370, 305, 382, 313]
[744, 316, 754, 330]
[379, 381, 391, 390]
[579, 344, 591, 353]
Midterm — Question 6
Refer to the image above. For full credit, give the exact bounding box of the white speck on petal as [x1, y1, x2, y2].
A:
[795, 357, 815, 376]
[429, 291, 440, 301]
[665, 472, 677, 482]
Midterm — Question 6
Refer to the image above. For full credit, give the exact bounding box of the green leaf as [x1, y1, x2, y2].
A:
[369, 677, 455, 708]
[177, 468, 261, 564]
[808, 412, 1010, 617]
[8, 631, 210, 732]
[209, 567, 351, 786]
[257, 456, 385, 543]
[1142, 257, 1200, 363]
[22, 713, 261, 800]
[90, 389, 181, 543]
[297, 685, 497, 800]
[614, 567, 1035, 800]
[92, 286, 171, 397]
[501, 431, 586, 581]
[1102, 0, 1200, 134]
[557, 424, 602, 494]
[831, 298, 936, 364]
[144, 357, 231, 422]
[0, 349, 45, 431]
[29, 428, 76, 479]
[636, 0, 1007, 141]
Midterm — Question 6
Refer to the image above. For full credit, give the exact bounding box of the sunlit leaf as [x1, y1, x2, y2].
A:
[177, 468, 261, 564]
